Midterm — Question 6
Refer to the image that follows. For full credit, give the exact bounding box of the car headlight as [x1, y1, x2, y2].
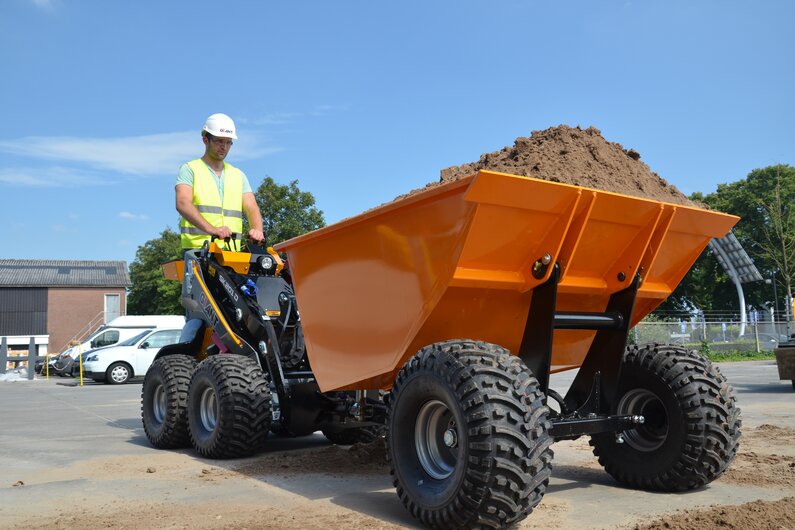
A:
[86, 354, 98, 362]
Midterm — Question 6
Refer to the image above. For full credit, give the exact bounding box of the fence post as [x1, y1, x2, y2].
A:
[28, 336, 36, 380]
[0, 337, 7, 375]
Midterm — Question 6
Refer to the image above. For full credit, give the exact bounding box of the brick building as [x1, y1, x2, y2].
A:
[0, 260, 131, 355]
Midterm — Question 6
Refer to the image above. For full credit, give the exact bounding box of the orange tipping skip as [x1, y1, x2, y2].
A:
[275, 171, 738, 392]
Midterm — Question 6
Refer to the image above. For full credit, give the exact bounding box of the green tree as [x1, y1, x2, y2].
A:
[705, 165, 794, 313]
[127, 228, 183, 315]
[252, 176, 326, 245]
[654, 164, 795, 317]
[656, 250, 732, 314]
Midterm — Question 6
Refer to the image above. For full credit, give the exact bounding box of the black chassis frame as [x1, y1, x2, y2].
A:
[519, 263, 644, 440]
[156, 246, 382, 436]
[159, 247, 641, 441]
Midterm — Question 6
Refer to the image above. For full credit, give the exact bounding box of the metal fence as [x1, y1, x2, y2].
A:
[630, 319, 792, 352]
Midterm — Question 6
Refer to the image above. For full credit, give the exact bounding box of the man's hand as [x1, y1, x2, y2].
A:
[212, 226, 233, 240]
[248, 228, 265, 244]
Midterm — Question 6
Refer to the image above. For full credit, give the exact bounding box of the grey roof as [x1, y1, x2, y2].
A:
[0, 260, 131, 288]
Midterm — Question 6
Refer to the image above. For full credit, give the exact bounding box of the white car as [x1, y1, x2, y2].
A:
[82, 328, 183, 384]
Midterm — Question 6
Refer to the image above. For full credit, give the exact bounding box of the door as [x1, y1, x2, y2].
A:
[104, 294, 121, 322]
[134, 330, 181, 375]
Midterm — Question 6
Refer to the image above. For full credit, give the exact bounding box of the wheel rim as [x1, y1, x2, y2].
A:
[152, 383, 166, 424]
[415, 399, 458, 480]
[199, 386, 219, 432]
[617, 388, 668, 451]
[110, 365, 129, 383]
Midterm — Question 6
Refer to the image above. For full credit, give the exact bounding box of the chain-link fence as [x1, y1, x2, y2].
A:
[630, 318, 792, 352]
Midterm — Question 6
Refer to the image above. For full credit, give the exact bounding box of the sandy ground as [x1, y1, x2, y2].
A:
[1, 363, 794, 529]
[4, 425, 795, 530]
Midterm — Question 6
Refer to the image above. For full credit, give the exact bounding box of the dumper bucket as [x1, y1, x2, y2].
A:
[275, 170, 738, 391]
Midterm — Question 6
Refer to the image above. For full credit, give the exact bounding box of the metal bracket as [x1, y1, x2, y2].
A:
[519, 264, 559, 393]
[563, 273, 641, 414]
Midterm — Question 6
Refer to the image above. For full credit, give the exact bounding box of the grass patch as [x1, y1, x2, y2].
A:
[706, 350, 776, 362]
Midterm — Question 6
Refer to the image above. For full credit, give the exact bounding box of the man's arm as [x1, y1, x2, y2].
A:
[243, 192, 265, 243]
[175, 184, 232, 240]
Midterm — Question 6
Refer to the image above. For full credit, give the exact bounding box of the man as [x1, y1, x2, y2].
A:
[176, 113, 265, 250]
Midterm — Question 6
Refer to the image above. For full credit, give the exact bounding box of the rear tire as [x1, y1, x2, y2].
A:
[187, 355, 272, 458]
[106, 362, 132, 384]
[590, 344, 741, 491]
[142, 354, 197, 449]
[388, 340, 553, 529]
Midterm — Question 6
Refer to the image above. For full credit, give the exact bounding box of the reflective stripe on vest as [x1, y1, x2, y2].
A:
[179, 159, 244, 248]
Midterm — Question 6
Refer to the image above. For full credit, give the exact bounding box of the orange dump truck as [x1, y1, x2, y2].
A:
[144, 170, 741, 529]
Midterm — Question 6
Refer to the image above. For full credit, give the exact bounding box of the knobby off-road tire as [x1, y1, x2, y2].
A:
[187, 355, 272, 459]
[590, 344, 741, 491]
[141, 354, 197, 449]
[388, 340, 554, 529]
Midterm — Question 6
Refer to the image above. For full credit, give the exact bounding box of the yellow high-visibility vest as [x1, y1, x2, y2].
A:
[180, 159, 244, 248]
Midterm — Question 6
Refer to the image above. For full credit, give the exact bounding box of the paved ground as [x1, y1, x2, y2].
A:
[0, 360, 792, 529]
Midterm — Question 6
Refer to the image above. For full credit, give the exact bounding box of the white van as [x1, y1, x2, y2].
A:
[83, 327, 183, 384]
[53, 315, 185, 374]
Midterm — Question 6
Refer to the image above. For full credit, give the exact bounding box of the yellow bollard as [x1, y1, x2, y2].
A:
[78, 343, 84, 387]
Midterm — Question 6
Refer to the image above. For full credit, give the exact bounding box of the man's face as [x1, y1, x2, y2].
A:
[204, 135, 233, 161]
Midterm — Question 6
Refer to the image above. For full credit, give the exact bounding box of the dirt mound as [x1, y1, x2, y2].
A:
[439, 125, 695, 206]
[723, 451, 795, 488]
[233, 441, 389, 478]
[632, 496, 795, 530]
[751, 423, 795, 441]
[720, 424, 795, 489]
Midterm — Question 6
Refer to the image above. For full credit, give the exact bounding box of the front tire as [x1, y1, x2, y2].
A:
[187, 355, 272, 458]
[142, 354, 197, 448]
[106, 362, 132, 384]
[590, 344, 741, 491]
[388, 340, 553, 529]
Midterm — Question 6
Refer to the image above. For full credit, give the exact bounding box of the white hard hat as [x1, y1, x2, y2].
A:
[202, 113, 238, 139]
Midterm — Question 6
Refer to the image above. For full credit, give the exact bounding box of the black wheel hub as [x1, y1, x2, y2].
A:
[617, 388, 668, 451]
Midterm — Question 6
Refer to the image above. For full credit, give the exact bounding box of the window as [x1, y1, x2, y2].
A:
[142, 330, 181, 349]
[93, 330, 120, 348]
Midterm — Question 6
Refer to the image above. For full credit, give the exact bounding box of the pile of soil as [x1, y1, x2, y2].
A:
[633, 497, 795, 530]
[233, 439, 389, 478]
[721, 424, 795, 488]
[435, 125, 695, 207]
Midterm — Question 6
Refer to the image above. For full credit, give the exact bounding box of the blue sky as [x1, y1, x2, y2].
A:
[1, 0, 792, 266]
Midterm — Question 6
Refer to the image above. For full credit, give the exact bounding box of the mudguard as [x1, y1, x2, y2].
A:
[153, 318, 206, 361]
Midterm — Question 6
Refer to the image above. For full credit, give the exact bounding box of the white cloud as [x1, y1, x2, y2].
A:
[247, 112, 304, 126]
[312, 104, 350, 115]
[0, 131, 283, 176]
[31, 0, 57, 10]
[119, 211, 150, 221]
[51, 223, 75, 233]
[245, 104, 349, 126]
[0, 166, 109, 187]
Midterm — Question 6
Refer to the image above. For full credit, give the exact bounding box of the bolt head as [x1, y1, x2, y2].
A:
[443, 429, 457, 447]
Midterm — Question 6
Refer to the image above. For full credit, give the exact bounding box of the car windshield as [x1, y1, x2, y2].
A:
[117, 330, 152, 347]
